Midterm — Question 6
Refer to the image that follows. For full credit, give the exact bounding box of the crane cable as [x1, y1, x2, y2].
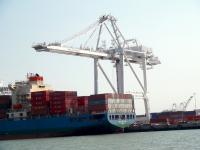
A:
[61, 21, 99, 46]
[61, 15, 111, 46]
[83, 26, 98, 49]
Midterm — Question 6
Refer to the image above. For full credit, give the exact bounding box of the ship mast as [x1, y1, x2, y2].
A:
[32, 15, 160, 122]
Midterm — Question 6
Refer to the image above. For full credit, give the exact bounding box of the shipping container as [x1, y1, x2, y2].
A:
[31, 100, 49, 106]
[49, 91, 77, 97]
[88, 93, 133, 114]
[77, 96, 88, 107]
[88, 99, 107, 106]
[89, 93, 132, 100]
[76, 106, 88, 114]
[31, 91, 50, 102]
[49, 92, 77, 115]
[150, 113, 159, 119]
[31, 105, 48, 116]
[183, 111, 196, 116]
[88, 105, 108, 113]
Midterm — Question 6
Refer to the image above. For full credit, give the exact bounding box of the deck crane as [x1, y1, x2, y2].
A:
[32, 15, 160, 122]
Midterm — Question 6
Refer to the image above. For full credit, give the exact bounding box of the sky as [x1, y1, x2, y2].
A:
[0, 0, 200, 114]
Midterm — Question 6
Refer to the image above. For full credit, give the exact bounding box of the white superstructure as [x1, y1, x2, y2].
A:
[0, 81, 12, 96]
[9, 73, 52, 107]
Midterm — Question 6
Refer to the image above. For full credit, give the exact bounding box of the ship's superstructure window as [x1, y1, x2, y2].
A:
[112, 115, 114, 120]
[115, 115, 119, 119]
[121, 115, 125, 120]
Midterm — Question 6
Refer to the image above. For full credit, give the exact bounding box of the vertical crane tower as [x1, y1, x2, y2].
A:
[32, 15, 160, 121]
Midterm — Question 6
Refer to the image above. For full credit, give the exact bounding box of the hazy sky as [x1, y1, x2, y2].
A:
[1, 0, 200, 114]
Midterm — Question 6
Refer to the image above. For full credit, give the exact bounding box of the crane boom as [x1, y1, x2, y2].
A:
[34, 45, 110, 59]
[183, 93, 196, 111]
[33, 43, 160, 66]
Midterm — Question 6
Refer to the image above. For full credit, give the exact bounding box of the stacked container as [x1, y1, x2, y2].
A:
[150, 111, 199, 124]
[31, 91, 50, 116]
[76, 96, 89, 114]
[0, 95, 11, 119]
[88, 93, 133, 114]
[49, 91, 77, 115]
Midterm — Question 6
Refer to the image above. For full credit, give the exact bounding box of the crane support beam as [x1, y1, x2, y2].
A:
[97, 62, 117, 94]
[94, 24, 103, 94]
[142, 55, 150, 121]
[116, 53, 124, 94]
[124, 54, 145, 92]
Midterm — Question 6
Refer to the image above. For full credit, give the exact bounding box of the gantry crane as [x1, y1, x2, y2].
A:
[180, 93, 196, 111]
[32, 15, 160, 121]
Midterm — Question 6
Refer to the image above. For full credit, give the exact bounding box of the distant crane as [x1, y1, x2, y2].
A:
[172, 103, 177, 112]
[32, 15, 160, 122]
[171, 93, 196, 111]
[181, 93, 196, 111]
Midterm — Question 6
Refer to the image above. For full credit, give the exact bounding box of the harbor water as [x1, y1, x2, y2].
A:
[0, 130, 200, 150]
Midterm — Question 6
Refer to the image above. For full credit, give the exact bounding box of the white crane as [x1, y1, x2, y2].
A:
[181, 93, 196, 111]
[32, 15, 160, 122]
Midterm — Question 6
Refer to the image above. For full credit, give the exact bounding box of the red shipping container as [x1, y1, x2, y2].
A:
[31, 105, 48, 110]
[49, 93, 77, 115]
[31, 91, 50, 97]
[194, 116, 200, 121]
[31, 105, 48, 116]
[77, 96, 88, 107]
[31, 91, 50, 102]
[88, 105, 108, 113]
[49, 91, 77, 97]
[49, 96, 77, 101]
[77, 106, 88, 114]
[50, 98, 77, 106]
[31, 96, 49, 101]
[31, 100, 49, 106]
[50, 107, 66, 114]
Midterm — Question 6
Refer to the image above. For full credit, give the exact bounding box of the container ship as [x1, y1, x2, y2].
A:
[0, 73, 136, 140]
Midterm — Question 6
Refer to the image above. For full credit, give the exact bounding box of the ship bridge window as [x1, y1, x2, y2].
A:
[127, 115, 130, 119]
[115, 115, 119, 120]
[121, 115, 125, 120]
[112, 115, 115, 120]
[109, 115, 111, 120]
